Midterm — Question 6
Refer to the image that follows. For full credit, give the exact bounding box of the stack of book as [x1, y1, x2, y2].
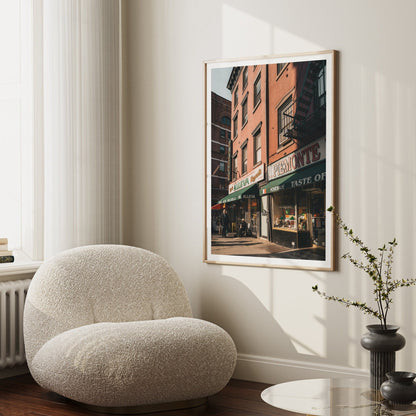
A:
[0, 238, 14, 263]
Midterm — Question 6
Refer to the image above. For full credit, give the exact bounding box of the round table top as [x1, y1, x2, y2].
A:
[261, 378, 416, 416]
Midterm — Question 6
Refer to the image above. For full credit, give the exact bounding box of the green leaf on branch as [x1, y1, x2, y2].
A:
[312, 206, 416, 327]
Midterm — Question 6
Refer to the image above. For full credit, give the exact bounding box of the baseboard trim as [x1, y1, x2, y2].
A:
[234, 353, 369, 384]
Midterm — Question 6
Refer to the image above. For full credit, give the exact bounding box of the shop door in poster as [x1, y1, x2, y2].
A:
[261, 196, 269, 239]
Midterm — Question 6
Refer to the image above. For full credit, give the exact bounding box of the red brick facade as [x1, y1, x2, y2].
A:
[211, 58, 327, 248]
[228, 65, 267, 182]
[210, 92, 231, 206]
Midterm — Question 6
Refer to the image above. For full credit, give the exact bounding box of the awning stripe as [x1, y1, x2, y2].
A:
[261, 162, 326, 195]
[218, 184, 258, 204]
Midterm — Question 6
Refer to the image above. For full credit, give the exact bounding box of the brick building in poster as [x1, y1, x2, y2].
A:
[263, 61, 326, 249]
[210, 92, 231, 207]
[220, 59, 327, 248]
[218, 65, 268, 237]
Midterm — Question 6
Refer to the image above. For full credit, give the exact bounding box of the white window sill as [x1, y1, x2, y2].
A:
[0, 251, 42, 277]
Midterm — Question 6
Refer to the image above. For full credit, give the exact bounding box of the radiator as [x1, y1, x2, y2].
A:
[0, 279, 31, 368]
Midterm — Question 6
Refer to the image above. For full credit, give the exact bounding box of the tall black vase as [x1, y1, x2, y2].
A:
[361, 325, 406, 391]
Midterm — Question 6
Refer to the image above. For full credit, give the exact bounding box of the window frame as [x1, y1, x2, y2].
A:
[278, 95, 293, 147]
[242, 66, 248, 91]
[241, 94, 248, 128]
[233, 85, 238, 108]
[232, 112, 238, 140]
[253, 129, 261, 165]
[276, 63, 286, 77]
[0, 0, 44, 276]
[316, 65, 326, 109]
[221, 115, 231, 127]
[231, 152, 238, 181]
[241, 142, 248, 175]
[253, 72, 261, 109]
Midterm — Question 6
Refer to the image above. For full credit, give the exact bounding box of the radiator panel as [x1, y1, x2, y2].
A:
[0, 279, 31, 369]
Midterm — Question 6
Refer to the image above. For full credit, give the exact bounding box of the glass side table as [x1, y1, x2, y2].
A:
[261, 378, 416, 416]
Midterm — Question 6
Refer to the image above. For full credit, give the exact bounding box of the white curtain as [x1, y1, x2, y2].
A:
[42, 0, 121, 259]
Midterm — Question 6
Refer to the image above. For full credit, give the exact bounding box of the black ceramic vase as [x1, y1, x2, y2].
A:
[361, 325, 406, 391]
[380, 371, 416, 405]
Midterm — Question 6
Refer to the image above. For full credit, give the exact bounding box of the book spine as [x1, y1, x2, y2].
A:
[0, 238, 8, 245]
[0, 251, 13, 256]
[0, 256, 14, 263]
[0, 244, 8, 251]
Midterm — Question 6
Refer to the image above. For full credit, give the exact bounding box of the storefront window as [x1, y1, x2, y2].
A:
[270, 186, 325, 248]
[271, 190, 296, 230]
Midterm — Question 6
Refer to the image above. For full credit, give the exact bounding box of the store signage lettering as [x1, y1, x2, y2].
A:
[229, 164, 264, 193]
[268, 171, 326, 193]
[268, 138, 325, 181]
[291, 172, 326, 188]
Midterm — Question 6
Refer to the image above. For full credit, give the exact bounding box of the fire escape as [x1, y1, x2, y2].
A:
[284, 60, 326, 142]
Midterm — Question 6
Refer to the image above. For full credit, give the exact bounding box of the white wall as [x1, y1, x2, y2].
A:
[122, 0, 416, 383]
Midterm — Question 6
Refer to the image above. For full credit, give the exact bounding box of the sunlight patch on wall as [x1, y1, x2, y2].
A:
[222, 5, 272, 57]
[222, 4, 323, 58]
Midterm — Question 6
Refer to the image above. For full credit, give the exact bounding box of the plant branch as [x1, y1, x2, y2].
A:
[314, 207, 416, 327]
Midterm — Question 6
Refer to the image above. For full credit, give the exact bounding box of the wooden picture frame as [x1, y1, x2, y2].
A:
[204, 50, 337, 270]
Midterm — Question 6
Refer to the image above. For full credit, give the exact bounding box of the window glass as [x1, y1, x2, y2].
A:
[0, 1, 25, 249]
[254, 131, 261, 164]
[272, 190, 296, 230]
[242, 98, 248, 125]
[277, 63, 285, 75]
[221, 116, 231, 126]
[232, 154, 238, 181]
[316, 65, 326, 109]
[254, 74, 261, 107]
[242, 67, 248, 90]
[241, 144, 247, 174]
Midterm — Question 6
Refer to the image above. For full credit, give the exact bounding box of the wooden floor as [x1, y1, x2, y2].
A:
[0, 374, 299, 416]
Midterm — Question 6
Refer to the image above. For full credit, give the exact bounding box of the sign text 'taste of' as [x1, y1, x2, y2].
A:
[268, 138, 326, 181]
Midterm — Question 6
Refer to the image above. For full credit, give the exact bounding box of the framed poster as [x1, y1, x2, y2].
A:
[204, 50, 336, 270]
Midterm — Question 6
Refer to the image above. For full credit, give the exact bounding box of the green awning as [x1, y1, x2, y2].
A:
[218, 184, 258, 204]
[261, 161, 326, 195]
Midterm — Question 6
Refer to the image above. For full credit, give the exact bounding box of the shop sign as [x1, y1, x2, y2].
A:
[229, 164, 264, 193]
[267, 171, 326, 193]
[268, 138, 325, 181]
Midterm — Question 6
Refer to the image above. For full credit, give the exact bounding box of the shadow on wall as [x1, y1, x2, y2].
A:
[200, 272, 296, 358]
[200, 251, 416, 384]
[200, 268, 370, 383]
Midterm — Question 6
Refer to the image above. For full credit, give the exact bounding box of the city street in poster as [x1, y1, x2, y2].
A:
[204, 51, 336, 270]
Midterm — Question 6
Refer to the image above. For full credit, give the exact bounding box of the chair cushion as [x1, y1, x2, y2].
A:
[30, 317, 237, 407]
[24, 245, 193, 364]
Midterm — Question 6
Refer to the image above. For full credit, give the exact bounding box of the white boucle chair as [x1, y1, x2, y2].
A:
[23, 245, 237, 413]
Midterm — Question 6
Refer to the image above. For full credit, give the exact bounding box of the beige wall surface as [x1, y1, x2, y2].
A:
[122, 0, 416, 383]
